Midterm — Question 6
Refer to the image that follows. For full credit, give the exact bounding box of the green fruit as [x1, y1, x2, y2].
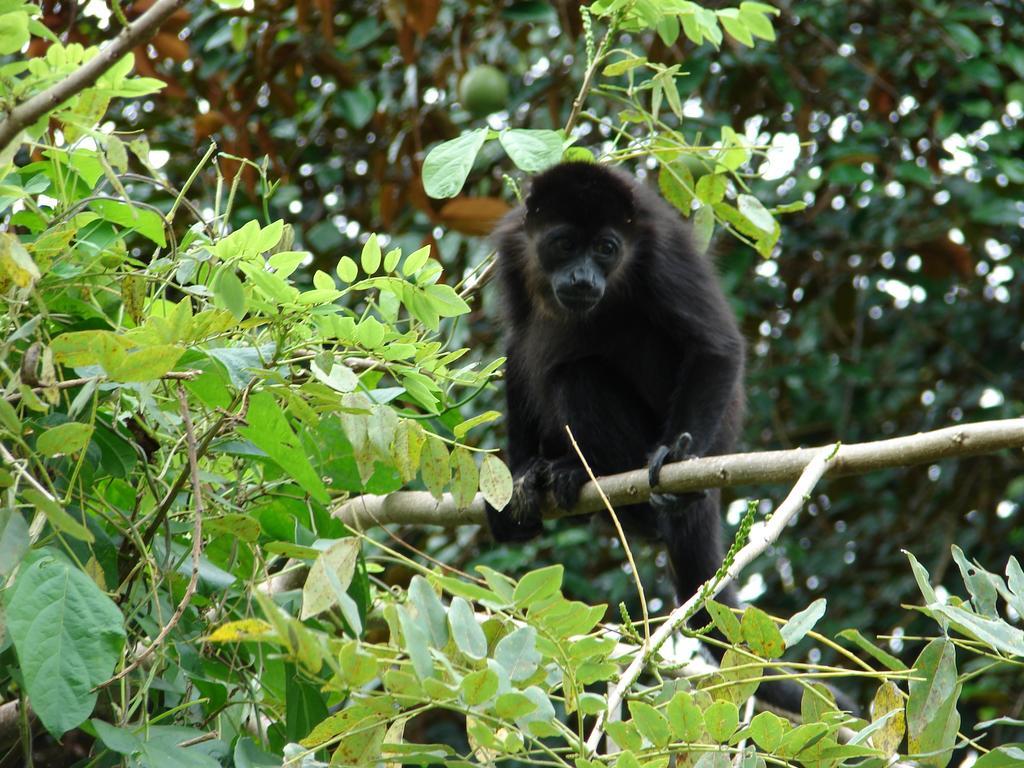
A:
[459, 65, 510, 117]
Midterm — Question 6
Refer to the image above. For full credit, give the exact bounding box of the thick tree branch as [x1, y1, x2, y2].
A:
[0, 0, 188, 152]
[333, 418, 1024, 529]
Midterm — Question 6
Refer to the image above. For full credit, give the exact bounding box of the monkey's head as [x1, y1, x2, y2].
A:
[522, 162, 636, 316]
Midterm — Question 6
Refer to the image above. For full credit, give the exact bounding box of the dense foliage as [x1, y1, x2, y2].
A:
[1, 0, 1022, 766]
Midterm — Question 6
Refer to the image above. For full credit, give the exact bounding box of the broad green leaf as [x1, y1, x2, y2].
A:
[104, 344, 185, 382]
[628, 701, 670, 747]
[397, 605, 435, 680]
[300, 538, 359, 620]
[0, 507, 29, 577]
[704, 700, 739, 742]
[311, 358, 358, 393]
[409, 575, 449, 648]
[715, 648, 762, 705]
[973, 747, 1024, 768]
[392, 419, 425, 483]
[907, 638, 961, 768]
[460, 667, 499, 706]
[237, 391, 328, 503]
[448, 597, 487, 660]
[89, 198, 166, 246]
[336, 255, 358, 282]
[950, 545, 999, 617]
[450, 447, 478, 510]
[740, 605, 785, 658]
[666, 691, 703, 742]
[214, 269, 246, 320]
[737, 194, 775, 233]
[602, 54, 647, 76]
[0, 11, 30, 55]
[498, 129, 564, 173]
[339, 641, 379, 687]
[422, 129, 489, 199]
[479, 454, 513, 510]
[495, 691, 537, 719]
[659, 162, 695, 214]
[749, 711, 788, 752]
[513, 564, 563, 607]
[870, 681, 905, 758]
[928, 603, 1024, 656]
[36, 422, 93, 457]
[780, 598, 826, 647]
[5, 552, 126, 736]
[420, 435, 450, 500]
[0, 232, 40, 287]
[494, 626, 541, 682]
[606, 721, 643, 752]
[705, 598, 743, 643]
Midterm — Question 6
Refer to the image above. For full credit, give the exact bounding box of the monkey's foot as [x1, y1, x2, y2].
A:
[550, 465, 588, 511]
[486, 460, 548, 542]
[648, 431, 699, 489]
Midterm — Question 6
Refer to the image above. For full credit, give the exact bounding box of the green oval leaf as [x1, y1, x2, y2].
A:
[498, 129, 564, 173]
[448, 596, 487, 661]
[36, 422, 94, 457]
[422, 129, 489, 199]
[479, 454, 513, 511]
[6, 552, 126, 736]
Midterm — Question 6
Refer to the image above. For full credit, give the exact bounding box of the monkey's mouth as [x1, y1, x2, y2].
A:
[554, 288, 603, 314]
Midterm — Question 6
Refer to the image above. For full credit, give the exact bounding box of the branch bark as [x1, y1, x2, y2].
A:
[333, 418, 1024, 529]
[0, 0, 188, 152]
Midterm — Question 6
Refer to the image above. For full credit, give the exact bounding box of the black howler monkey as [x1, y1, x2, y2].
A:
[485, 161, 831, 714]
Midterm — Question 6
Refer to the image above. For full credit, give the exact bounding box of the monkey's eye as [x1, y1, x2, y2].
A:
[555, 236, 576, 252]
[595, 238, 619, 256]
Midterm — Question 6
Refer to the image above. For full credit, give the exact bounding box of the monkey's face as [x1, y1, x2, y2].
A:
[534, 224, 625, 315]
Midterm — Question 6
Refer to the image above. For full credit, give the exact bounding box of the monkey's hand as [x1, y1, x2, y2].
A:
[485, 458, 548, 542]
[647, 432, 707, 510]
[549, 459, 588, 511]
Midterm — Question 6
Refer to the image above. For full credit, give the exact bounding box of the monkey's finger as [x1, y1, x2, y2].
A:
[671, 431, 696, 459]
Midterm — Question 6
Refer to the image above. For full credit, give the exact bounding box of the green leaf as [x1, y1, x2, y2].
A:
[0, 11, 30, 55]
[740, 605, 786, 659]
[422, 129, 489, 199]
[705, 599, 743, 643]
[449, 447, 478, 510]
[448, 597, 487, 660]
[494, 626, 541, 682]
[628, 701, 670, 747]
[237, 391, 329, 503]
[780, 598, 826, 647]
[718, 9, 754, 47]
[5, 552, 126, 736]
[513, 564, 563, 607]
[300, 538, 359, 620]
[336, 255, 358, 282]
[973, 747, 1024, 768]
[0, 396, 21, 433]
[23, 489, 94, 543]
[0, 507, 29, 578]
[420, 435, 450, 500]
[693, 203, 714, 251]
[36, 422, 93, 457]
[423, 283, 471, 317]
[870, 681, 905, 758]
[750, 711, 788, 752]
[737, 194, 775, 233]
[104, 344, 185, 382]
[606, 721, 642, 752]
[479, 454, 513, 510]
[495, 691, 537, 719]
[666, 691, 704, 741]
[397, 605, 435, 680]
[602, 54, 647, 76]
[704, 700, 739, 742]
[498, 129, 564, 173]
[460, 667, 499, 706]
[907, 639, 961, 768]
[402, 245, 431, 277]
[361, 234, 382, 274]
[715, 648, 762, 705]
[214, 269, 246, 320]
[950, 545, 999, 617]
[409, 575, 449, 648]
[89, 198, 166, 246]
[659, 162, 695, 214]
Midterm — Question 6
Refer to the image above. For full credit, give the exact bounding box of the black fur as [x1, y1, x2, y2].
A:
[485, 162, 846, 716]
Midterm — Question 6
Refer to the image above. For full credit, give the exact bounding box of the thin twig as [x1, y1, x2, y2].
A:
[584, 445, 838, 754]
[566, 425, 649, 642]
[97, 385, 204, 689]
[0, 0, 189, 151]
[4, 370, 202, 403]
[333, 418, 1024, 529]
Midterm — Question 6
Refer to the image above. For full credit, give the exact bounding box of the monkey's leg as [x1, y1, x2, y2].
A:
[648, 431, 708, 510]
